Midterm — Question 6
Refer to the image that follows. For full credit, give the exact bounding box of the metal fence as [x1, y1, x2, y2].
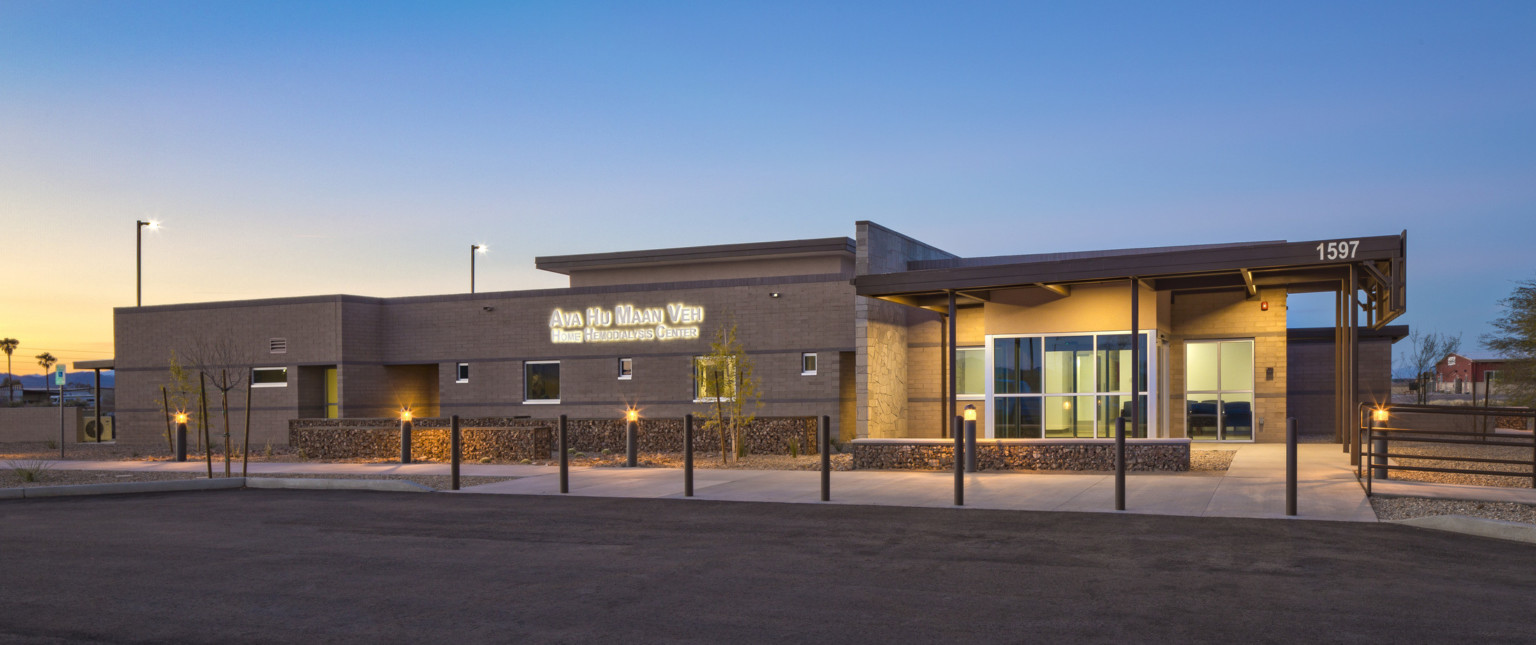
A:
[1359, 403, 1536, 496]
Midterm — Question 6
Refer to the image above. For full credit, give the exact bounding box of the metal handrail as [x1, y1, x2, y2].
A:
[1359, 402, 1536, 496]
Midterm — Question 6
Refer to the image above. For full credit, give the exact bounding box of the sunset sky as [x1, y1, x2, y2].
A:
[3, 1, 1534, 374]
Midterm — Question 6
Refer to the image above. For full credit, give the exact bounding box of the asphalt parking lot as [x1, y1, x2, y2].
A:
[1, 490, 1533, 644]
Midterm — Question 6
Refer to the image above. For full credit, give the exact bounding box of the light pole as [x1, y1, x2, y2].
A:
[136, 219, 159, 306]
[471, 244, 487, 293]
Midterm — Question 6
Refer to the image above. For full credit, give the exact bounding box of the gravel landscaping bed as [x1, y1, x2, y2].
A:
[1372, 496, 1536, 526]
[1190, 449, 1235, 472]
[0, 466, 515, 491]
[0, 467, 204, 488]
[1386, 443, 1534, 488]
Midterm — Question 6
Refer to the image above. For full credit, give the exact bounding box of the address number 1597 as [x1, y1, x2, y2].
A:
[1316, 240, 1359, 261]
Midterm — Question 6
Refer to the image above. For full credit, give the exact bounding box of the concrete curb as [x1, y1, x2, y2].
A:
[3, 477, 434, 499]
[1390, 514, 1536, 545]
[246, 477, 434, 493]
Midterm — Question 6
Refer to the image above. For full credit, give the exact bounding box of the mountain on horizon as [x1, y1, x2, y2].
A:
[2, 372, 115, 389]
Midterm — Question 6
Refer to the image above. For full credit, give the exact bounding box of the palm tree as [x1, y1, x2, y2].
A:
[36, 352, 57, 395]
[0, 338, 17, 403]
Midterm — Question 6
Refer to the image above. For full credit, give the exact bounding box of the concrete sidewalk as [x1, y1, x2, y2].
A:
[17, 444, 1377, 522]
[459, 443, 1376, 522]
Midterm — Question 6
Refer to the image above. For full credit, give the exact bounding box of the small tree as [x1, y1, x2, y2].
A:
[1399, 330, 1461, 404]
[697, 323, 762, 463]
[188, 337, 249, 477]
[1483, 278, 1536, 408]
[159, 350, 199, 451]
[35, 352, 57, 395]
[1, 338, 17, 403]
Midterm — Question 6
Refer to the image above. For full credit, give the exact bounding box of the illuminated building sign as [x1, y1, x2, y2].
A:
[549, 304, 704, 344]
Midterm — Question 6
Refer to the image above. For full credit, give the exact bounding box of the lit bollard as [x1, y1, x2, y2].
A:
[820, 415, 831, 502]
[558, 414, 569, 494]
[399, 409, 413, 464]
[175, 412, 188, 462]
[1286, 417, 1297, 516]
[953, 415, 964, 506]
[451, 414, 461, 491]
[684, 414, 694, 497]
[963, 405, 978, 473]
[625, 409, 638, 467]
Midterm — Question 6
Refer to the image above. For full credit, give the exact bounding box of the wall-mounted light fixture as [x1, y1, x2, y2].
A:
[770, 292, 781, 298]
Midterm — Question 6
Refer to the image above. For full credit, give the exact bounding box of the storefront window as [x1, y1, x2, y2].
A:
[1185, 340, 1254, 440]
[992, 332, 1149, 439]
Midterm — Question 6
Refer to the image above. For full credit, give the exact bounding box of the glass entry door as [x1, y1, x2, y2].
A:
[1184, 340, 1254, 441]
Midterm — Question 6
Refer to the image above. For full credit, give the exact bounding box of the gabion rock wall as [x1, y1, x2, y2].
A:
[852, 441, 1190, 472]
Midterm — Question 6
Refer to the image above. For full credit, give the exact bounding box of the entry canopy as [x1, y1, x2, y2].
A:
[854, 233, 1406, 329]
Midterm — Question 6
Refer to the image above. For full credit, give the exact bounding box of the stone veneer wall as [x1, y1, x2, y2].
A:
[852, 439, 1190, 471]
[290, 416, 819, 460]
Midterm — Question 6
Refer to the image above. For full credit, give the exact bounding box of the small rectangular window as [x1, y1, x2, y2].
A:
[524, 361, 560, 403]
[252, 367, 288, 388]
[801, 352, 817, 376]
[618, 357, 633, 380]
[456, 363, 469, 383]
[269, 338, 288, 354]
[694, 356, 735, 402]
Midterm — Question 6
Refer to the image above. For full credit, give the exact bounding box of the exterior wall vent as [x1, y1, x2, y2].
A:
[269, 338, 288, 354]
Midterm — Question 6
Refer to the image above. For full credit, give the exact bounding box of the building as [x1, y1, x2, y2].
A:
[109, 222, 1406, 451]
[1435, 352, 1514, 395]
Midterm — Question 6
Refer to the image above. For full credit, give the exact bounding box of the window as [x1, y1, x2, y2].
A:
[1185, 340, 1254, 441]
[801, 353, 818, 376]
[456, 363, 469, 383]
[618, 357, 633, 380]
[956, 348, 985, 397]
[252, 367, 288, 388]
[991, 333, 1148, 439]
[694, 356, 735, 402]
[269, 338, 288, 354]
[523, 361, 560, 403]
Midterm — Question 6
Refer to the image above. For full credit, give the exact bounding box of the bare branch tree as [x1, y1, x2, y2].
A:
[187, 336, 250, 478]
[1398, 330, 1461, 404]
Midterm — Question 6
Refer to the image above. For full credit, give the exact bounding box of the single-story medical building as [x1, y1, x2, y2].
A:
[108, 222, 1406, 457]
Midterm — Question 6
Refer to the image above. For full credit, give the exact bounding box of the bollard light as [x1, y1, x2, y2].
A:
[400, 408, 413, 422]
[963, 404, 976, 421]
[626, 408, 639, 423]
[1372, 408, 1389, 423]
[175, 411, 188, 424]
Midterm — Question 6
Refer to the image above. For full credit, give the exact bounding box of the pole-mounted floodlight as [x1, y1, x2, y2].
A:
[136, 219, 160, 306]
[471, 244, 487, 293]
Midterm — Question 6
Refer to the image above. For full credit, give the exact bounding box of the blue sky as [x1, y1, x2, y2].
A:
[2, 1, 1533, 370]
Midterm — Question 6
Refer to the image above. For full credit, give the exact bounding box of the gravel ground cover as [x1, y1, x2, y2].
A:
[570, 450, 856, 470]
[0, 466, 515, 491]
[1386, 442, 1534, 488]
[1372, 496, 1536, 525]
[1189, 449, 1235, 472]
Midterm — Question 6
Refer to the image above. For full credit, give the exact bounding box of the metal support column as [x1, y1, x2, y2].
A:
[953, 415, 964, 506]
[93, 368, 102, 443]
[940, 314, 949, 438]
[947, 290, 957, 445]
[450, 414, 461, 491]
[1349, 264, 1361, 467]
